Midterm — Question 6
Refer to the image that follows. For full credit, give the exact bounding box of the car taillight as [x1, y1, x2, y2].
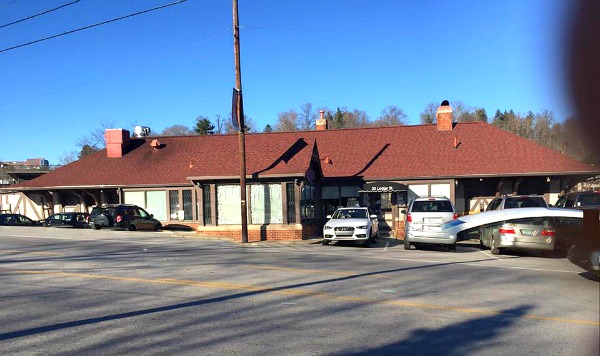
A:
[453, 213, 458, 220]
[541, 229, 555, 237]
[116, 215, 122, 223]
[499, 227, 515, 234]
[406, 213, 412, 223]
[86, 216, 89, 223]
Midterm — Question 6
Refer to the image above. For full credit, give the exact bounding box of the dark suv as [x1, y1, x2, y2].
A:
[555, 191, 600, 209]
[90, 204, 162, 231]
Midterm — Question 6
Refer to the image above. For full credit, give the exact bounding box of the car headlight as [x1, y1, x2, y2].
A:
[324, 225, 333, 230]
[357, 225, 368, 229]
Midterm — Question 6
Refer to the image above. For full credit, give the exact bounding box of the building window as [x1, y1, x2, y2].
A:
[183, 189, 193, 220]
[146, 191, 167, 221]
[123, 190, 167, 221]
[300, 185, 315, 221]
[169, 190, 179, 220]
[203, 185, 212, 225]
[286, 183, 296, 224]
[250, 184, 283, 224]
[217, 185, 241, 225]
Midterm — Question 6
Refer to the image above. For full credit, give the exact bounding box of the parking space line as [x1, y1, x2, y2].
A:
[0, 249, 63, 256]
[478, 249, 500, 260]
[246, 265, 386, 278]
[1, 267, 597, 327]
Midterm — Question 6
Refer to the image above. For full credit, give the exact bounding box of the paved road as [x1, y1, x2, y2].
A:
[0, 227, 598, 355]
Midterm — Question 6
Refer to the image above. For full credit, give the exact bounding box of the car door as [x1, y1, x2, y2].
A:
[133, 207, 154, 230]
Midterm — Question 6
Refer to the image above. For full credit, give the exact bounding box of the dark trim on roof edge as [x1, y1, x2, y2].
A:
[0, 183, 193, 192]
[187, 173, 306, 181]
[344, 171, 600, 181]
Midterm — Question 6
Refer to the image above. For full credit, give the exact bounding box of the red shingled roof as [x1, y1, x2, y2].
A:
[9, 122, 598, 190]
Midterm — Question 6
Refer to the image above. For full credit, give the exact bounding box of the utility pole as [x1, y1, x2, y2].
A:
[233, 0, 248, 243]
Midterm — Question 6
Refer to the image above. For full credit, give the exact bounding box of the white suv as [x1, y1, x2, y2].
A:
[403, 196, 458, 251]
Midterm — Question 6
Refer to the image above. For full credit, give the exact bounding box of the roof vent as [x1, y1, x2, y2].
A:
[134, 126, 151, 138]
[150, 139, 163, 149]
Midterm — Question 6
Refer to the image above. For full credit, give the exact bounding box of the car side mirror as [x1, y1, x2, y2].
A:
[150, 214, 154, 218]
[326, 215, 332, 219]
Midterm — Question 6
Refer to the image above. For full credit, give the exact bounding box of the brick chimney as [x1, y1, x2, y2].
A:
[436, 100, 453, 131]
[316, 110, 328, 131]
[105, 129, 130, 158]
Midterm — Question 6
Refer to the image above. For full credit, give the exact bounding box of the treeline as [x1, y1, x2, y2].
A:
[64, 101, 596, 164]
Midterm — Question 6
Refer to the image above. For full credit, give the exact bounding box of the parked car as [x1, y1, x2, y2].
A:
[555, 191, 600, 209]
[0, 213, 40, 226]
[433, 208, 584, 254]
[322, 207, 379, 247]
[479, 216, 561, 255]
[403, 196, 458, 251]
[42, 212, 89, 228]
[90, 204, 162, 231]
[486, 195, 548, 211]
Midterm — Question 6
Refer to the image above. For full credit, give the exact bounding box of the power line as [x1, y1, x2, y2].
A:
[0, 0, 187, 54]
[0, 0, 82, 30]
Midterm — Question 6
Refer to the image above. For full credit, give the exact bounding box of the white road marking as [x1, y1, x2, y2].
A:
[383, 241, 390, 252]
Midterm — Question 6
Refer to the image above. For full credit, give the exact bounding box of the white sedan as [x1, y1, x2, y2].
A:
[323, 207, 379, 246]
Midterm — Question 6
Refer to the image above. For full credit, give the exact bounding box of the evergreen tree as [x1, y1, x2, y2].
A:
[332, 107, 345, 129]
[193, 116, 215, 135]
[263, 124, 273, 133]
[79, 144, 99, 159]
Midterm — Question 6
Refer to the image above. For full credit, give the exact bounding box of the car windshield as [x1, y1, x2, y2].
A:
[412, 200, 453, 212]
[332, 209, 368, 219]
[505, 197, 547, 208]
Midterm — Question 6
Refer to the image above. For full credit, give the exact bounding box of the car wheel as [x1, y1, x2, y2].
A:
[154, 223, 162, 231]
[128, 224, 136, 231]
[448, 243, 457, 252]
[404, 239, 411, 250]
[322, 240, 329, 245]
[93, 223, 101, 230]
[490, 236, 501, 255]
[362, 240, 370, 248]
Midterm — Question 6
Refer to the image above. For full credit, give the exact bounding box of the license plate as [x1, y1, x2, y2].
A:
[520, 229, 538, 236]
[423, 225, 441, 232]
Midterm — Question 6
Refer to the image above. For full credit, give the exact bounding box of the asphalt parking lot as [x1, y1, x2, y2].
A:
[1, 226, 598, 355]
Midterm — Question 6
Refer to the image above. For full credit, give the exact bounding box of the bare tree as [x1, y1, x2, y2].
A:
[373, 105, 408, 126]
[274, 109, 300, 132]
[76, 120, 115, 151]
[342, 108, 370, 128]
[215, 114, 224, 134]
[420, 103, 437, 124]
[298, 103, 314, 131]
[59, 151, 77, 165]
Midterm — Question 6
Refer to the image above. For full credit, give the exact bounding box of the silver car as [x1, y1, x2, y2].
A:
[322, 207, 379, 247]
[480, 216, 557, 255]
[403, 196, 457, 251]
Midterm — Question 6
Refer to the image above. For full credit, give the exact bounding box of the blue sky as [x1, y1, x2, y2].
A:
[0, 0, 576, 164]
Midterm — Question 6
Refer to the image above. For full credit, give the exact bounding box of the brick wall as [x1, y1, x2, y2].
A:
[196, 224, 305, 242]
[394, 220, 406, 241]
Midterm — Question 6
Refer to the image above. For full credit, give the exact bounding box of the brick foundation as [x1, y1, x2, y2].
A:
[394, 220, 406, 241]
[196, 224, 307, 242]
